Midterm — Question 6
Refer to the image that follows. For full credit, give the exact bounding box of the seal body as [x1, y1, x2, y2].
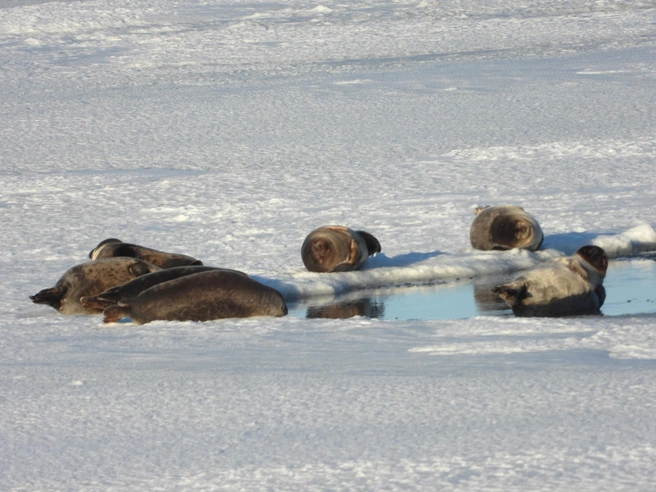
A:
[80, 265, 243, 311]
[470, 205, 543, 251]
[492, 245, 608, 317]
[89, 238, 202, 268]
[30, 258, 161, 315]
[301, 225, 381, 273]
[102, 270, 288, 324]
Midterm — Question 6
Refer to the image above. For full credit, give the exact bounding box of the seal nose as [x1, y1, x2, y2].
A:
[282, 303, 289, 316]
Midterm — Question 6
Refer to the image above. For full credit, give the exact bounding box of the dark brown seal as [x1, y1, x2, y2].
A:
[492, 245, 608, 317]
[89, 238, 202, 268]
[301, 225, 381, 273]
[470, 205, 543, 251]
[80, 265, 244, 311]
[30, 258, 161, 315]
[102, 270, 287, 324]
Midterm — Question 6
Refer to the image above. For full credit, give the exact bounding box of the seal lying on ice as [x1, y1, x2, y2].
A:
[470, 205, 543, 251]
[492, 245, 608, 317]
[29, 258, 161, 315]
[79, 265, 243, 311]
[89, 238, 202, 268]
[102, 270, 287, 324]
[301, 225, 381, 273]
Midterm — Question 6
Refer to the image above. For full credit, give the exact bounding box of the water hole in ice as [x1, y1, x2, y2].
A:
[286, 258, 656, 321]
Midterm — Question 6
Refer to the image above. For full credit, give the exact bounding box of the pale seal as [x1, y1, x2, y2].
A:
[79, 265, 242, 311]
[89, 238, 202, 268]
[492, 245, 608, 317]
[30, 258, 161, 315]
[470, 205, 543, 251]
[102, 270, 288, 324]
[301, 225, 381, 273]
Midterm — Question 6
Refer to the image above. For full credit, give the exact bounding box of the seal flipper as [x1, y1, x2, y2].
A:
[80, 283, 122, 310]
[30, 287, 65, 310]
[79, 295, 114, 311]
[595, 284, 606, 309]
[128, 262, 156, 277]
[102, 303, 131, 323]
[492, 283, 528, 308]
[355, 231, 381, 256]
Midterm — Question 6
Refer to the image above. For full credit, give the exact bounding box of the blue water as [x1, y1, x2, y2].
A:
[287, 259, 656, 320]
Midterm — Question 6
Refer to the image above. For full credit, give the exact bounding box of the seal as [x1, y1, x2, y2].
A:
[102, 270, 288, 324]
[80, 265, 245, 311]
[30, 258, 161, 315]
[89, 238, 203, 268]
[301, 225, 381, 273]
[470, 205, 543, 251]
[492, 245, 608, 317]
[306, 298, 385, 319]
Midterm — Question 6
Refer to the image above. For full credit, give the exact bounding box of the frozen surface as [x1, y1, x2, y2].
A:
[2, 0, 656, 490]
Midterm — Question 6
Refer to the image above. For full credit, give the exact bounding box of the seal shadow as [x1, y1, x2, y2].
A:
[541, 232, 607, 255]
[365, 250, 443, 269]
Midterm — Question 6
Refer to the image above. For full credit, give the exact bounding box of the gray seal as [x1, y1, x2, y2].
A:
[470, 205, 543, 251]
[492, 245, 608, 317]
[30, 258, 161, 315]
[89, 238, 202, 268]
[79, 265, 242, 311]
[102, 270, 288, 324]
[301, 225, 381, 273]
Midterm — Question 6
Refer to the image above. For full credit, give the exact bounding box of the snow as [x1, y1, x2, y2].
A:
[2, 0, 656, 489]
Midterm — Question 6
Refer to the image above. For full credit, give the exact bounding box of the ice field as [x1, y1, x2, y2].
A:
[2, 0, 656, 489]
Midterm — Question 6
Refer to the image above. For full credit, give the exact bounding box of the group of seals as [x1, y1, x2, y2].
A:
[469, 206, 608, 316]
[300, 209, 606, 318]
[30, 207, 610, 321]
[31, 239, 287, 324]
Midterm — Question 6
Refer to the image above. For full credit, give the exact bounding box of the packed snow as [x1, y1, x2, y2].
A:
[2, 0, 656, 489]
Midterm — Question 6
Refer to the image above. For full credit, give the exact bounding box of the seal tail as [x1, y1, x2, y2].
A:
[102, 303, 130, 323]
[356, 231, 382, 256]
[29, 287, 62, 310]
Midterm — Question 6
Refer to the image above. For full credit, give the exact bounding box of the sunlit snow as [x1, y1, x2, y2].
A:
[2, 0, 656, 490]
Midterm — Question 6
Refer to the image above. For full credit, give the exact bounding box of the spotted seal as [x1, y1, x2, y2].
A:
[30, 258, 161, 315]
[492, 245, 608, 317]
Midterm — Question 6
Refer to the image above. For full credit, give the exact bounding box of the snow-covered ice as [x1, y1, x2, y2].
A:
[2, 0, 656, 489]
